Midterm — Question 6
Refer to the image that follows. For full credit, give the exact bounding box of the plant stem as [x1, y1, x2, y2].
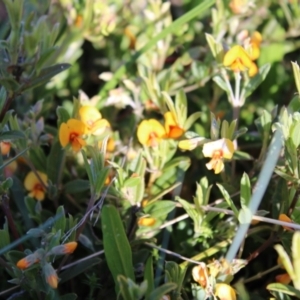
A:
[1, 193, 23, 251]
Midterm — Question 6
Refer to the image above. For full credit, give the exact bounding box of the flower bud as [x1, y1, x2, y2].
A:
[192, 264, 208, 288]
[48, 242, 78, 256]
[16, 253, 40, 270]
[43, 263, 59, 289]
[275, 273, 291, 284]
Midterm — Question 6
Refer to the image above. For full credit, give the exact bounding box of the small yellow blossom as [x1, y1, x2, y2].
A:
[137, 119, 166, 147]
[229, 0, 249, 14]
[138, 217, 156, 227]
[223, 45, 258, 77]
[275, 273, 291, 284]
[0, 141, 11, 155]
[79, 106, 110, 135]
[192, 264, 209, 288]
[164, 112, 184, 139]
[215, 283, 237, 300]
[248, 31, 262, 61]
[124, 26, 136, 50]
[24, 171, 48, 201]
[16, 254, 40, 270]
[279, 214, 294, 231]
[59, 119, 87, 152]
[202, 138, 234, 174]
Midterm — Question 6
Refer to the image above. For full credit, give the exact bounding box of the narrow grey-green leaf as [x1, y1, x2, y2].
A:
[101, 205, 135, 294]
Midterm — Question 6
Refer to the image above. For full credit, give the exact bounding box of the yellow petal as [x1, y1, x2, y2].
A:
[279, 214, 294, 231]
[79, 106, 102, 124]
[202, 138, 234, 159]
[179, 139, 198, 151]
[206, 158, 224, 174]
[67, 119, 86, 135]
[59, 122, 70, 147]
[248, 62, 258, 77]
[137, 119, 166, 146]
[223, 45, 242, 67]
[192, 265, 208, 288]
[92, 118, 110, 135]
[275, 273, 291, 284]
[24, 171, 47, 191]
[215, 283, 236, 300]
[251, 31, 262, 45]
[138, 217, 156, 227]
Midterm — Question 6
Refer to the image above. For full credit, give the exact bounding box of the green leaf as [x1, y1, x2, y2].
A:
[0, 130, 25, 141]
[292, 61, 300, 96]
[0, 218, 10, 249]
[216, 183, 239, 217]
[243, 63, 271, 98]
[233, 150, 253, 160]
[101, 205, 135, 294]
[148, 283, 177, 300]
[56, 106, 71, 125]
[29, 146, 47, 173]
[46, 140, 65, 185]
[144, 256, 154, 298]
[267, 283, 300, 298]
[240, 173, 251, 207]
[17, 63, 71, 92]
[99, 0, 215, 101]
[177, 197, 203, 234]
[64, 180, 90, 194]
[60, 294, 78, 300]
[238, 206, 252, 224]
[53, 206, 66, 234]
[184, 112, 202, 131]
[290, 121, 300, 147]
[143, 201, 176, 219]
[165, 261, 187, 296]
[60, 257, 101, 283]
[213, 75, 230, 96]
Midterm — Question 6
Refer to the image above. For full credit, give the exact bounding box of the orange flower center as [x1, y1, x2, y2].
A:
[70, 132, 79, 142]
[148, 132, 158, 147]
[212, 150, 223, 160]
[34, 183, 44, 193]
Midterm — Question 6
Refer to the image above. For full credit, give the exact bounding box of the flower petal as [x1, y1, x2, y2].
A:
[59, 122, 70, 147]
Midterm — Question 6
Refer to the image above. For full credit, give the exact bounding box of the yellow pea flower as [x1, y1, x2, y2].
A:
[202, 138, 234, 174]
[59, 119, 87, 152]
[192, 264, 209, 288]
[275, 273, 291, 285]
[24, 171, 48, 201]
[223, 45, 258, 77]
[138, 217, 156, 227]
[79, 106, 110, 136]
[0, 141, 11, 156]
[137, 119, 166, 147]
[164, 112, 185, 139]
[279, 214, 294, 231]
[248, 31, 262, 61]
[215, 283, 236, 300]
[229, 0, 249, 14]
